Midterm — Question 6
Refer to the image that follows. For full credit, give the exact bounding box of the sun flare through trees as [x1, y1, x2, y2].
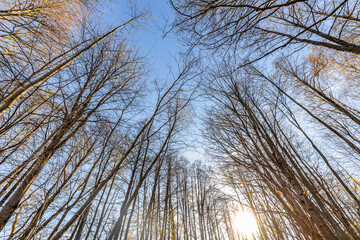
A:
[0, 0, 359, 239]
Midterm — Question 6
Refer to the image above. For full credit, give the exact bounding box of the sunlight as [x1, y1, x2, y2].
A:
[232, 211, 258, 239]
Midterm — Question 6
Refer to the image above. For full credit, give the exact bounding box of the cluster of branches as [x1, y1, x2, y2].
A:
[102, 158, 240, 240]
[171, 0, 360, 62]
[206, 65, 360, 239]
[0, 1, 221, 239]
[171, 0, 360, 239]
[3, 0, 360, 239]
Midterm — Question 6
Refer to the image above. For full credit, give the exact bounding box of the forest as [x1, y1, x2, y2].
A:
[0, 0, 359, 239]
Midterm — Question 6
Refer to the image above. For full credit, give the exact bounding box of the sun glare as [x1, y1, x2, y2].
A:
[232, 211, 258, 239]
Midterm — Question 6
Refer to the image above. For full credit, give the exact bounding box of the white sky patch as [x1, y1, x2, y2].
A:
[232, 210, 259, 239]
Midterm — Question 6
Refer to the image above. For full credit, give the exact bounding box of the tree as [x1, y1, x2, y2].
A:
[204, 63, 360, 239]
[171, 1, 360, 238]
[171, 0, 360, 63]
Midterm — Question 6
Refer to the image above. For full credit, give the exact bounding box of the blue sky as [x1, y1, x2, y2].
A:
[98, 0, 206, 162]
[101, 0, 180, 80]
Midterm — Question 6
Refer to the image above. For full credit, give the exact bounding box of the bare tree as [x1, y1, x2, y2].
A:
[171, 0, 360, 63]
[204, 63, 360, 239]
